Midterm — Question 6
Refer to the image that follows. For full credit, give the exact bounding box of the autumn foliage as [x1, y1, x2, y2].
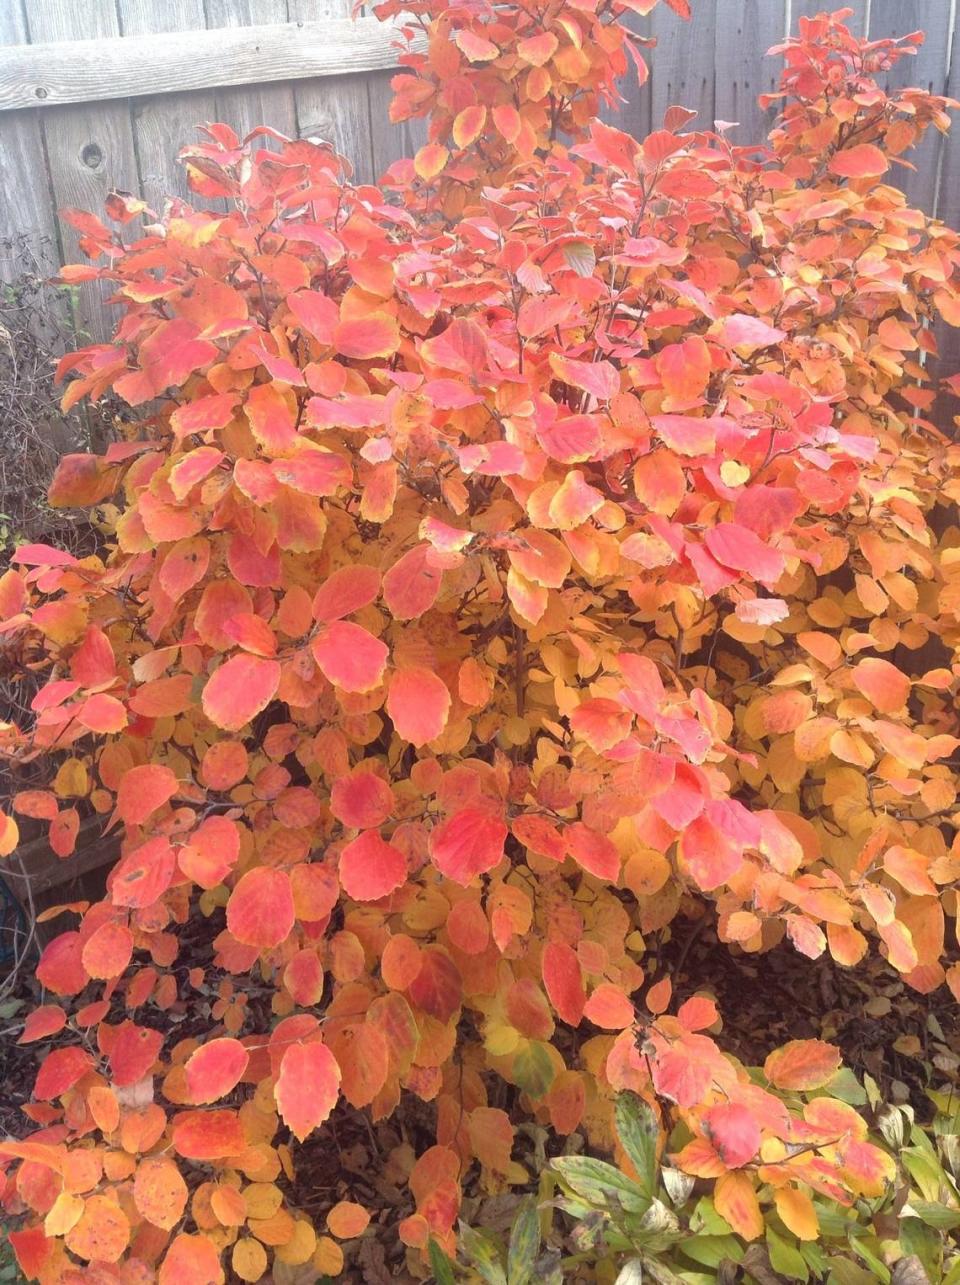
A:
[2, 0, 960, 1279]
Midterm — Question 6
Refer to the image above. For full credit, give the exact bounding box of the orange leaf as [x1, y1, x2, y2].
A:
[763, 1039, 841, 1091]
[64, 1195, 130, 1263]
[159, 1233, 226, 1285]
[327, 1199, 371, 1239]
[333, 312, 400, 360]
[172, 1109, 246, 1160]
[133, 1155, 189, 1231]
[714, 1171, 762, 1240]
[852, 657, 910, 713]
[386, 666, 451, 746]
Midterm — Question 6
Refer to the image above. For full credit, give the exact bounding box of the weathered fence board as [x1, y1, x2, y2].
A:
[205, 0, 298, 150]
[0, 4, 58, 284]
[289, 0, 377, 185]
[0, 15, 427, 111]
[26, 0, 139, 342]
[118, 0, 220, 210]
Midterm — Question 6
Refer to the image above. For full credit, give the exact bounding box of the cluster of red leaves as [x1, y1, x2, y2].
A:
[2, 0, 960, 1278]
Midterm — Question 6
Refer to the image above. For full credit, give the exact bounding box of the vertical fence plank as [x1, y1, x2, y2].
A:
[288, 0, 376, 183]
[0, 4, 60, 286]
[24, 0, 139, 343]
[367, 69, 426, 179]
[117, 0, 219, 209]
[715, 0, 787, 145]
[789, 0, 869, 36]
[648, 2, 717, 133]
[933, 18, 960, 389]
[869, 0, 951, 213]
[203, 0, 297, 145]
[601, 10, 654, 141]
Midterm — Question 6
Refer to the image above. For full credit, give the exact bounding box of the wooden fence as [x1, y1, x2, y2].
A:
[0, 0, 958, 351]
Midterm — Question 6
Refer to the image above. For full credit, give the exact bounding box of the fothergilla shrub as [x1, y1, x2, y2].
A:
[2, 1, 960, 1279]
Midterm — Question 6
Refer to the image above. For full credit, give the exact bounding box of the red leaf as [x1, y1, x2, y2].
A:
[34, 1046, 94, 1100]
[565, 823, 619, 881]
[407, 946, 463, 1021]
[542, 942, 586, 1026]
[114, 319, 218, 405]
[852, 657, 910, 713]
[583, 983, 634, 1030]
[227, 867, 295, 949]
[703, 1102, 761, 1168]
[386, 667, 451, 745]
[312, 564, 382, 622]
[651, 414, 716, 456]
[312, 621, 388, 693]
[36, 932, 87, 996]
[382, 544, 444, 620]
[202, 654, 281, 731]
[272, 450, 351, 497]
[714, 314, 786, 351]
[116, 764, 179, 826]
[18, 1005, 67, 1045]
[245, 382, 297, 453]
[276, 1041, 341, 1141]
[288, 289, 339, 344]
[81, 921, 134, 979]
[536, 413, 603, 463]
[108, 1021, 164, 1086]
[677, 996, 718, 1032]
[339, 830, 407, 901]
[185, 1038, 250, 1104]
[828, 143, 888, 179]
[703, 523, 785, 587]
[333, 313, 400, 360]
[429, 808, 507, 885]
[172, 1109, 247, 1159]
[331, 769, 394, 830]
[112, 837, 177, 908]
[177, 817, 241, 891]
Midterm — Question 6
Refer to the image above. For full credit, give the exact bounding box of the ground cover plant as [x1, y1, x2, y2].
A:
[1, 0, 960, 1280]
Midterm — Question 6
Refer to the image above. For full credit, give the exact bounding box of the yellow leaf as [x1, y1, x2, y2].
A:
[232, 1237, 268, 1283]
[313, 1235, 344, 1275]
[0, 812, 18, 857]
[44, 1190, 85, 1237]
[775, 1186, 818, 1240]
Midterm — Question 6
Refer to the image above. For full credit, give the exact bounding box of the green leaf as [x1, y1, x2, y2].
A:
[826, 1067, 867, 1106]
[513, 1041, 555, 1097]
[507, 1196, 540, 1285]
[678, 1234, 743, 1268]
[550, 1155, 649, 1215]
[897, 1216, 940, 1278]
[615, 1093, 659, 1199]
[905, 1200, 960, 1232]
[827, 1261, 881, 1285]
[429, 1239, 457, 1285]
[458, 1222, 507, 1285]
[766, 1225, 809, 1281]
[902, 1148, 946, 1202]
